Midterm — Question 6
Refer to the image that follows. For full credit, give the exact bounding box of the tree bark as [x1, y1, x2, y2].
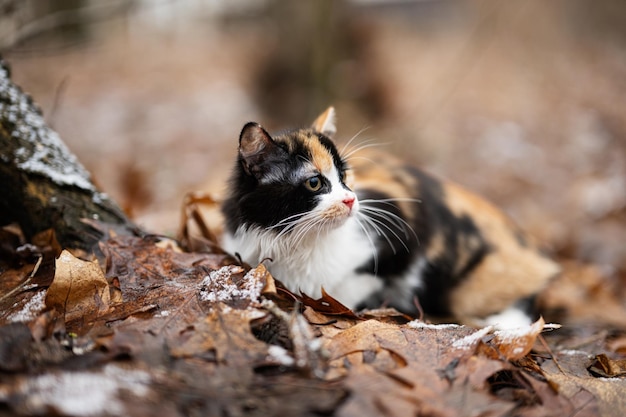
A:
[0, 57, 137, 251]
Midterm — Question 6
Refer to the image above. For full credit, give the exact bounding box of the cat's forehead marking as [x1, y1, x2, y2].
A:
[297, 131, 334, 173]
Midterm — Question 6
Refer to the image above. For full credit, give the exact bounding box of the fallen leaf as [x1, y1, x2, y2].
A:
[170, 306, 268, 368]
[46, 250, 111, 331]
[299, 288, 360, 319]
[540, 261, 626, 329]
[482, 317, 546, 360]
[544, 372, 621, 417]
[588, 354, 626, 378]
[325, 319, 398, 361]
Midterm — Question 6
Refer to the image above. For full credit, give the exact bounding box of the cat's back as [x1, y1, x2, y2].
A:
[348, 148, 560, 322]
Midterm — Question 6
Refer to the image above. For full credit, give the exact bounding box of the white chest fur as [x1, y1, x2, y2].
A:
[222, 217, 383, 308]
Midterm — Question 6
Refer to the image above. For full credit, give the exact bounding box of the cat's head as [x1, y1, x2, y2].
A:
[224, 107, 358, 234]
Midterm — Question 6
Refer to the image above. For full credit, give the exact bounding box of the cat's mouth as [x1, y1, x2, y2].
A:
[321, 201, 357, 224]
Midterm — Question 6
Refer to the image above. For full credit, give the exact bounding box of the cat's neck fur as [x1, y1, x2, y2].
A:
[223, 217, 378, 305]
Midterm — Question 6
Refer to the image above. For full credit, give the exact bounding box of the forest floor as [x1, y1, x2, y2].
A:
[2, 2, 626, 416]
[1, 227, 625, 416]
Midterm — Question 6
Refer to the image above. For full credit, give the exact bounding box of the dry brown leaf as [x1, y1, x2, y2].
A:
[485, 317, 546, 360]
[540, 261, 626, 329]
[46, 250, 111, 329]
[170, 306, 268, 368]
[325, 319, 396, 361]
[588, 354, 626, 378]
[96, 236, 239, 336]
[254, 263, 277, 295]
[545, 372, 622, 417]
[299, 288, 361, 319]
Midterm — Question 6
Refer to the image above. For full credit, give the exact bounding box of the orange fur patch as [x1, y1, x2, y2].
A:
[322, 202, 351, 220]
[297, 131, 334, 174]
[348, 149, 418, 221]
[441, 181, 561, 319]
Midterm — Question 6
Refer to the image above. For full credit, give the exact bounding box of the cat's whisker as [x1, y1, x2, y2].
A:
[359, 199, 421, 242]
[272, 221, 302, 241]
[359, 205, 418, 241]
[269, 214, 320, 255]
[358, 211, 411, 254]
[357, 213, 398, 255]
[359, 206, 407, 232]
[360, 197, 422, 204]
[342, 156, 378, 166]
[291, 217, 326, 248]
[342, 140, 391, 161]
[341, 137, 376, 157]
[274, 212, 319, 244]
[354, 217, 379, 275]
[269, 211, 310, 230]
[284, 213, 318, 242]
[339, 126, 371, 156]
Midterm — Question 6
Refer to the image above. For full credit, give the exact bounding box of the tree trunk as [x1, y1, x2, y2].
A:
[0, 57, 137, 251]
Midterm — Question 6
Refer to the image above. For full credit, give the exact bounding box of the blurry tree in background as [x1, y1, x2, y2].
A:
[0, 0, 133, 49]
[1, 0, 625, 276]
[252, 0, 386, 125]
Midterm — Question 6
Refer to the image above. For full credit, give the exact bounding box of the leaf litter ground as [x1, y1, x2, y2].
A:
[0, 230, 625, 416]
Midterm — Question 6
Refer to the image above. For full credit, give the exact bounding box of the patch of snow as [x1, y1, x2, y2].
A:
[557, 349, 591, 357]
[19, 364, 151, 416]
[200, 265, 264, 304]
[543, 323, 562, 331]
[267, 345, 295, 367]
[200, 266, 242, 302]
[8, 290, 46, 323]
[492, 319, 557, 342]
[407, 321, 461, 330]
[452, 326, 494, 350]
[493, 326, 533, 342]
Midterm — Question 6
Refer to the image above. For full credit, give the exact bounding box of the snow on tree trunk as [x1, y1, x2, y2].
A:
[0, 58, 136, 250]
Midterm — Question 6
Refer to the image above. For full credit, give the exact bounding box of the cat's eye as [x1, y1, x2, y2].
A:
[304, 176, 323, 192]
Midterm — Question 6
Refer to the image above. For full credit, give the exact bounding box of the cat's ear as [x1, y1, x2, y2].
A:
[311, 106, 337, 138]
[239, 122, 280, 176]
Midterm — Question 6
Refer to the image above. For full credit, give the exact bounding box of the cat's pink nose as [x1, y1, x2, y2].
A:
[343, 196, 355, 210]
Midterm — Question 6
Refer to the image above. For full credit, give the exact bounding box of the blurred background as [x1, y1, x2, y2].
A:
[2, 0, 625, 279]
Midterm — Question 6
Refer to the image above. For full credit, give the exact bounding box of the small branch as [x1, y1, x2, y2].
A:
[0, 254, 42, 303]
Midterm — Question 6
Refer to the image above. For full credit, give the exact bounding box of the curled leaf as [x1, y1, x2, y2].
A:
[480, 317, 546, 360]
[299, 288, 360, 319]
[588, 354, 626, 378]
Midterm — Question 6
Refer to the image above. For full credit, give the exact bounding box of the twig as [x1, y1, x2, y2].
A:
[0, 254, 43, 303]
[537, 334, 566, 374]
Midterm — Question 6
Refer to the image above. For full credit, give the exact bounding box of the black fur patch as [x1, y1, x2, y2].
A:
[355, 188, 419, 277]
[356, 167, 492, 317]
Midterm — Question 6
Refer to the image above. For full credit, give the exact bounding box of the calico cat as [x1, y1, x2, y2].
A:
[221, 107, 560, 328]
